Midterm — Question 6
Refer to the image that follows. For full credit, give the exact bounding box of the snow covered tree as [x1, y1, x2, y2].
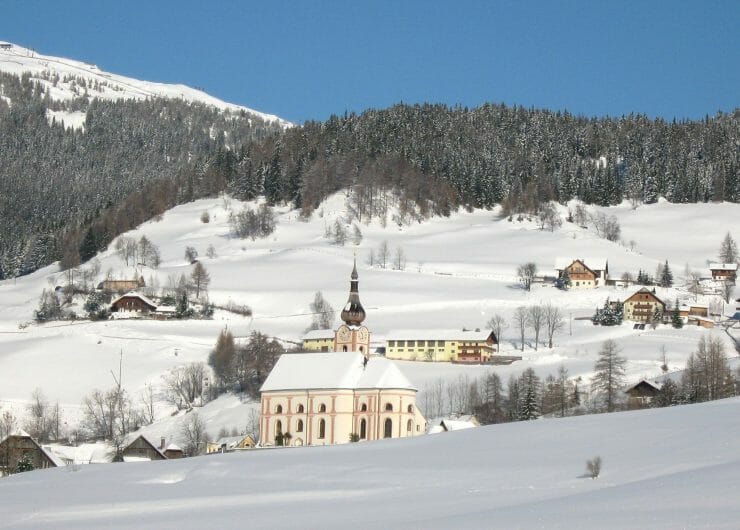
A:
[14, 453, 34, 473]
[518, 368, 541, 420]
[308, 291, 335, 331]
[556, 268, 571, 290]
[180, 412, 208, 456]
[658, 260, 673, 287]
[719, 232, 738, 263]
[671, 298, 683, 328]
[184, 246, 198, 264]
[591, 339, 627, 412]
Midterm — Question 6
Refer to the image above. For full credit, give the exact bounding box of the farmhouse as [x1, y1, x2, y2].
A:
[0, 431, 63, 476]
[623, 288, 665, 323]
[554, 258, 609, 288]
[624, 380, 662, 408]
[385, 329, 497, 362]
[206, 434, 256, 454]
[121, 435, 167, 462]
[302, 329, 335, 352]
[709, 263, 737, 284]
[99, 276, 145, 293]
[259, 351, 425, 446]
[110, 291, 157, 314]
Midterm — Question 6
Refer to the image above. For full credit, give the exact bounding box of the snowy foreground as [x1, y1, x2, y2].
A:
[2, 397, 739, 529]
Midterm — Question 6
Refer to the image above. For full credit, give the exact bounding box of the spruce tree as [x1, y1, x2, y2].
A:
[671, 299, 683, 328]
[719, 232, 738, 263]
[659, 260, 673, 287]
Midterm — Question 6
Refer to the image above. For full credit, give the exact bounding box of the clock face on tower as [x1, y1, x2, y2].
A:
[357, 326, 369, 342]
[337, 325, 351, 343]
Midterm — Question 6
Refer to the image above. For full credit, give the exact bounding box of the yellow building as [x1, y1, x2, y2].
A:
[302, 329, 335, 352]
[385, 329, 497, 363]
[259, 351, 425, 446]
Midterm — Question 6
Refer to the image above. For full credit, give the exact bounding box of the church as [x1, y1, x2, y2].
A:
[259, 263, 426, 446]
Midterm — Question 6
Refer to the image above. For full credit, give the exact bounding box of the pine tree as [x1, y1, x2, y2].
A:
[671, 299, 683, 328]
[518, 368, 541, 420]
[659, 260, 673, 287]
[591, 339, 627, 412]
[557, 269, 571, 290]
[15, 452, 34, 473]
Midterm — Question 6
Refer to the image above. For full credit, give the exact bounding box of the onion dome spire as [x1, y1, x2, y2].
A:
[340, 257, 366, 326]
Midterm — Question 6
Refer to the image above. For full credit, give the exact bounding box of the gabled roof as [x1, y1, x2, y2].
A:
[624, 379, 663, 393]
[624, 287, 665, 306]
[122, 434, 166, 459]
[709, 263, 738, 271]
[554, 257, 608, 272]
[302, 329, 335, 341]
[0, 431, 65, 467]
[385, 329, 494, 342]
[260, 352, 416, 393]
[213, 434, 255, 449]
[110, 291, 157, 309]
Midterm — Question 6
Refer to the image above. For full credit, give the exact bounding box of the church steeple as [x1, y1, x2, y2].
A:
[340, 258, 366, 326]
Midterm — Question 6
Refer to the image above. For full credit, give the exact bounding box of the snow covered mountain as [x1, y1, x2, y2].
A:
[0, 41, 290, 128]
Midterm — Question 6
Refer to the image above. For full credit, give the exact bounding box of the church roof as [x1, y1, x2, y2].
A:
[260, 352, 416, 393]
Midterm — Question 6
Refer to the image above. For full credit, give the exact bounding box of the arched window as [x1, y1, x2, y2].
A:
[319, 403, 327, 413]
[318, 419, 326, 439]
[297, 419, 304, 433]
[359, 346, 364, 353]
[385, 403, 393, 411]
[276, 420, 283, 435]
[407, 419, 413, 433]
[384, 418, 392, 438]
[360, 403, 367, 412]
[360, 418, 367, 439]
[342, 345, 348, 352]
[407, 404, 413, 413]
[297, 404, 304, 413]
[276, 404, 283, 414]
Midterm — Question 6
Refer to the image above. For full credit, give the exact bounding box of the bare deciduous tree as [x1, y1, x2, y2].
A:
[308, 291, 335, 331]
[517, 262, 537, 291]
[528, 305, 544, 350]
[513, 306, 530, 352]
[591, 339, 627, 412]
[163, 363, 207, 410]
[190, 262, 211, 299]
[378, 240, 390, 269]
[486, 314, 507, 349]
[180, 412, 208, 456]
[393, 246, 406, 271]
[544, 303, 565, 348]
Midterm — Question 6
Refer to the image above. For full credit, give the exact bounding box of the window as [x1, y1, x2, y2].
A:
[389, 340, 396, 347]
[361, 403, 367, 412]
[408, 340, 415, 347]
[276, 404, 283, 414]
[407, 404, 413, 413]
[407, 419, 412, 433]
[437, 340, 444, 347]
[318, 419, 326, 439]
[360, 418, 367, 439]
[384, 418, 392, 438]
[276, 420, 282, 434]
[397, 340, 405, 347]
[297, 404, 304, 413]
[297, 419, 304, 433]
[342, 345, 348, 352]
[319, 403, 327, 413]
[385, 403, 393, 411]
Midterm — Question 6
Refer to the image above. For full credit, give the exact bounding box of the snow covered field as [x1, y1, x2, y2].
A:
[1, 396, 739, 529]
[0, 194, 737, 438]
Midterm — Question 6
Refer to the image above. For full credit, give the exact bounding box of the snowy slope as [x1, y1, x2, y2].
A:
[1, 397, 739, 529]
[0, 194, 737, 441]
[0, 41, 290, 127]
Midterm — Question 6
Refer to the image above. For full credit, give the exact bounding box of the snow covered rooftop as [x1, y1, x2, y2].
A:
[554, 257, 608, 271]
[110, 291, 157, 308]
[709, 263, 738, 271]
[260, 352, 416, 392]
[385, 329, 493, 341]
[302, 329, 335, 340]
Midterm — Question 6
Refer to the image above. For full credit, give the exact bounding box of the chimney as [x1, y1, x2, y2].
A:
[160, 437, 166, 450]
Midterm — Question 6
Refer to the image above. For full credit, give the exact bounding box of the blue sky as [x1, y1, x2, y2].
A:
[2, 1, 738, 123]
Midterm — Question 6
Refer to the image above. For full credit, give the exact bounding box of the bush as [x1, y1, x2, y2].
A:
[200, 211, 210, 223]
[586, 456, 602, 479]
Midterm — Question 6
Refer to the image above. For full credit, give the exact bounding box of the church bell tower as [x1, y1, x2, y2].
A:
[334, 259, 370, 355]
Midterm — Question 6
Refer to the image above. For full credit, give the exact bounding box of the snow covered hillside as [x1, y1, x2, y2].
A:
[0, 195, 737, 438]
[0, 41, 290, 128]
[1, 397, 739, 529]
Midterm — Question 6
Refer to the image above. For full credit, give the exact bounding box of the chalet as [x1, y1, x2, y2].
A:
[302, 329, 335, 352]
[99, 277, 146, 293]
[260, 351, 426, 446]
[709, 263, 737, 284]
[623, 288, 665, 323]
[110, 291, 157, 314]
[554, 258, 609, 288]
[624, 380, 662, 409]
[0, 431, 63, 476]
[206, 434, 256, 454]
[121, 435, 167, 462]
[385, 329, 497, 363]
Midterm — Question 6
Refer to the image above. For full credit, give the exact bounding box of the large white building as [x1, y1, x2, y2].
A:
[259, 351, 425, 446]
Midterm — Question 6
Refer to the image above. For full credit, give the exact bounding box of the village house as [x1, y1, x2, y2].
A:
[121, 435, 167, 462]
[110, 291, 157, 314]
[0, 431, 63, 476]
[302, 329, 336, 352]
[206, 434, 256, 454]
[99, 276, 145, 293]
[259, 351, 426, 446]
[428, 415, 480, 434]
[554, 258, 609, 288]
[709, 263, 738, 284]
[624, 380, 662, 409]
[385, 329, 498, 363]
[623, 288, 666, 323]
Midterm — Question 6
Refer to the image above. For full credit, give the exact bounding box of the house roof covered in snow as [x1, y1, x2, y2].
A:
[302, 329, 335, 340]
[110, 291, 158, 309]
[709, 263, 738, 271]
[554, 257, 608, 271]
[260, 352, 416, 393]
[385, 329, 494, 342]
